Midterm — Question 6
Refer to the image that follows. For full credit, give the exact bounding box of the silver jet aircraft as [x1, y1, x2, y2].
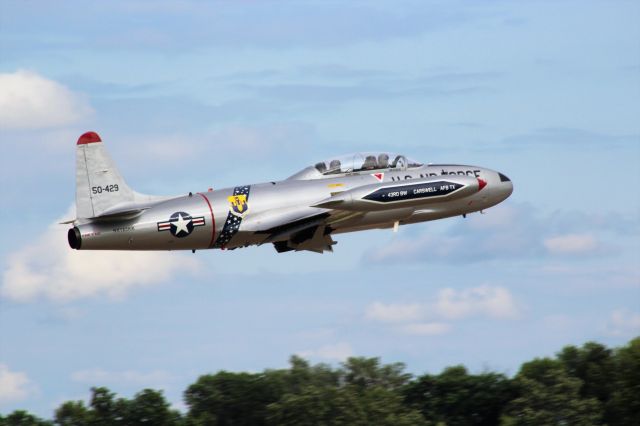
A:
[67, 132, 513, 253]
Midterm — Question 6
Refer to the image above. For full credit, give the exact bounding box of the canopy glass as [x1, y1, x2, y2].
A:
[288, 153, 423, 180]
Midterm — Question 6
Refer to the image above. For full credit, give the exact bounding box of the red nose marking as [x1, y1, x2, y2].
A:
[77, 131, 102, 145]
[477, 178, 487, 191]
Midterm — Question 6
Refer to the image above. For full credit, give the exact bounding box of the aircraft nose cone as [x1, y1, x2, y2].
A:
[504, 180, 514, 197]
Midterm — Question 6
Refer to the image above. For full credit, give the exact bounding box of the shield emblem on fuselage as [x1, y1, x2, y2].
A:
[228, 194, 248, 216]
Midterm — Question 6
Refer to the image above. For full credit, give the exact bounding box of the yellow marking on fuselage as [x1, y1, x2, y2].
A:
[228, 194, 248, 214]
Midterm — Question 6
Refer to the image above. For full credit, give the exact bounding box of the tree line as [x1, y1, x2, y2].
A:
[1, 337, 638, 426]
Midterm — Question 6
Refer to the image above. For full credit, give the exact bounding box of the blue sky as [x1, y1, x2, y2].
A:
[0, 0, 638, 417]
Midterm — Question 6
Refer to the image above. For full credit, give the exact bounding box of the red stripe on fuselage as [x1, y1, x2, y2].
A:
[198, 193, 216, 248]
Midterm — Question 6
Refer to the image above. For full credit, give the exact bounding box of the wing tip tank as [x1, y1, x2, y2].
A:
[77, 131, 102, 145]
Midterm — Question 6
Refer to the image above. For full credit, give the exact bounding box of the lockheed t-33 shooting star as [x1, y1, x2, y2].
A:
[67, 132, 513, 253]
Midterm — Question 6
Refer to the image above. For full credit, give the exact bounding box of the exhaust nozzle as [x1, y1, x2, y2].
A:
[68, 227, 82, 250]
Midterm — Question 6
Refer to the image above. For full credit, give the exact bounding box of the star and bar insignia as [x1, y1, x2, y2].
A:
[157, 211, 205, 238]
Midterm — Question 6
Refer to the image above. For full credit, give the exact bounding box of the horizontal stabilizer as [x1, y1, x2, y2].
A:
[89, 207, 149, 221]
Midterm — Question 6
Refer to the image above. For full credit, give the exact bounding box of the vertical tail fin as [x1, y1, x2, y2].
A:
[76, 131, 136, 218]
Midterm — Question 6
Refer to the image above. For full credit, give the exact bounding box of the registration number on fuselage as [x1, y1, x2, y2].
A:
[91, 184, 119, 195]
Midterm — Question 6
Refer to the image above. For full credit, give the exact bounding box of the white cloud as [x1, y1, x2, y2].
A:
[544, 233, 598, 255]
[71, 369, 174, 387]
[365, 203, 630, 265]
[0, 364, 34, 405]
[434, 286, 519, 320]
[397, 322, 451, 336]
[605, 309, 640, 337]
[365, 301, 422, 323]
[365, 285, 519, 326]
[1, 208, 200, 302]
[298, 342, 353, 361]
[0, 70, 92, 129]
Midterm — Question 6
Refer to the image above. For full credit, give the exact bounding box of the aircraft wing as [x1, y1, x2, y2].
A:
[243, 206, 362, 253]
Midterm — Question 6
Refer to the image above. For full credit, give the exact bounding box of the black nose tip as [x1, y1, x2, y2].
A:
[498, 173, 511, 182]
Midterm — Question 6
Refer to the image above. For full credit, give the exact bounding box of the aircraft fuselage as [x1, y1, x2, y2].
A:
[69, 161, 513, 253]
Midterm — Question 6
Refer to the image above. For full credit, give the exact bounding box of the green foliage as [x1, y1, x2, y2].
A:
[551, 338, 640, 425]
[517, 357, 563, 386]
[87, 387, 118, 425]
[0, 410, 52, 426]
[506, 365, 603, 425]
[54, 401, 90, 425]
[606, 337, 640, 425]
[51, 387, 181, 426]
[266, 357, 425, 426]
[184, 370, 285, 425]
[558, 342, 613, 402]
[404, 365, 516, 426]
[183, 356, 421, 426]
[286, 355, 340, 391]
[1, 337, 638, 426]
[342, 357, 411, 390]
[122, 389, 181, 426]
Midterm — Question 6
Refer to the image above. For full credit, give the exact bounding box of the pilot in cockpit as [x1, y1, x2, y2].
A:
[377, 153, 389, 169]
[363, 155, 377, 170]
[329, 159, 341, 173]
[315, 162, 327, 173]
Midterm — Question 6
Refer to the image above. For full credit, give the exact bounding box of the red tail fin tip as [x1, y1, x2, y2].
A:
[77, 131, 102, 145]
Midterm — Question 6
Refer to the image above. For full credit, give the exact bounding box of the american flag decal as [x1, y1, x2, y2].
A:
[213, 185, 251, 248]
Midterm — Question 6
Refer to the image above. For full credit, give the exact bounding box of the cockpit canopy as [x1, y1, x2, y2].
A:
[287, 152, 424, 180]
